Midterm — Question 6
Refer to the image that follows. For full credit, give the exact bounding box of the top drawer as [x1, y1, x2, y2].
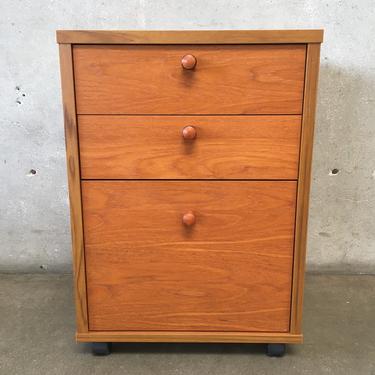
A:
[73, 45, 306, 115]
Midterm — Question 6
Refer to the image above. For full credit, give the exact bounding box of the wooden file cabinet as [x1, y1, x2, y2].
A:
[57, 30, 323, 356]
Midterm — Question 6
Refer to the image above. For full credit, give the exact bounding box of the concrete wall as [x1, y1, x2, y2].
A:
[1, 1, 374, 273]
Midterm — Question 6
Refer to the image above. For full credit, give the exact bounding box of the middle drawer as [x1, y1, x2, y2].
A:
[78, 115, 301, 180]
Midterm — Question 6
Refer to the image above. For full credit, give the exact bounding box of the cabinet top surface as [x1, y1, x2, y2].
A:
[56, 29, 323, 44]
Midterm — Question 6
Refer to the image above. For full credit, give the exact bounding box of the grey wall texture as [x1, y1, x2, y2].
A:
[1, 1, 374, 273]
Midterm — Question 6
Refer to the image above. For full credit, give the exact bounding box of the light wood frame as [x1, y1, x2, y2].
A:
[59, 44, 88, 333]
[58, 30, 323, 344]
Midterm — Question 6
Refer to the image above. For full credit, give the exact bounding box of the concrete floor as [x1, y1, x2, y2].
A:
[0, 274, 374, 375]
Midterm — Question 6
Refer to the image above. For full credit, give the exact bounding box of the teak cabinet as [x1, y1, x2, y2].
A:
[57, 30, 323, 356]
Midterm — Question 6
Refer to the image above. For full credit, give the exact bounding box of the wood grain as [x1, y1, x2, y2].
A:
[290, 43, 321, 333]
[56, 29, 324, 44]
[57, 29, 323, 343]
[82, 181, 296, 332]
[77, 331, 303, 344]
[73, 45, 306, 115]
[58, 44, 88, 333]
[78, 115, 302, 180]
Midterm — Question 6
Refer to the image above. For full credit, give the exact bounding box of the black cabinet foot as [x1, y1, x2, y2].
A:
[266, 343, 286, 357]
[92, 342, 111, 356]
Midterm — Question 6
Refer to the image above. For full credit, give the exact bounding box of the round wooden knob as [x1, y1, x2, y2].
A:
[181, 54, 197, 70]
[182, 211, 196, 226]
[182, 126, 197, 140]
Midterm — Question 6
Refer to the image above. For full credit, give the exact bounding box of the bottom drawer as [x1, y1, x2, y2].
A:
[82, 181, 297, 332]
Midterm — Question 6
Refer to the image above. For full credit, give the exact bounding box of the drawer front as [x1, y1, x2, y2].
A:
[73, 45, 306, 115]
[78, 115, 301, 180]
[82, 181, 296, 332]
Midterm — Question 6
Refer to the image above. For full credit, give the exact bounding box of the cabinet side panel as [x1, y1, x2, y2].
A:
[291, 43, 321, 333]
[58, 44, 88, 333]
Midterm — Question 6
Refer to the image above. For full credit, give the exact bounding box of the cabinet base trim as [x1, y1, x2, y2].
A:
[77, 331, 303, 344]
